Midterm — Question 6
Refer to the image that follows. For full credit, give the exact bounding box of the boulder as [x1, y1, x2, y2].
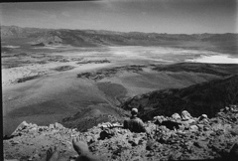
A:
[49, 124, 54, 129]
[15, 121, 29, 131]
[181, 110, 192, 121]
[153, 116, 166, 123]
[54, 122, 64, 129]
[199, 114, 208, 121]
[171, 113, 181, 120]
[11, 121, 29, 136]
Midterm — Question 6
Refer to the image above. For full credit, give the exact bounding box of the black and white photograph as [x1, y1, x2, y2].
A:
[1, 0, 238, 160]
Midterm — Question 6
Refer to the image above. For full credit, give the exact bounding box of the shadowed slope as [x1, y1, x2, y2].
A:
[122, 75, 238, 121]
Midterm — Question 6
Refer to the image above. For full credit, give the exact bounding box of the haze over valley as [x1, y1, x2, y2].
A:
[1, 25, 238, 136]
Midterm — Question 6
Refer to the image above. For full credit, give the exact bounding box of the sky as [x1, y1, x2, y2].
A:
[0, 0, 237, 34]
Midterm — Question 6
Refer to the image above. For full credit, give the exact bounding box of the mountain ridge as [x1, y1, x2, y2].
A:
[2, 25, 238, 35]
[2, 25, 238, 40]
[2, 25, 238, 54]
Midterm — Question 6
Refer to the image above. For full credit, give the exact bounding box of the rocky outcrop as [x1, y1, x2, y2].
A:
[3, 105, 238, 161]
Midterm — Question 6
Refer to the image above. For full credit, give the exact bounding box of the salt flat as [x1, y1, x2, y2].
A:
[187, 54, 238, 64]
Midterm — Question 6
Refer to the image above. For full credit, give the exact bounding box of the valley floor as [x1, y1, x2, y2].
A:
[2, 46, 238, 137]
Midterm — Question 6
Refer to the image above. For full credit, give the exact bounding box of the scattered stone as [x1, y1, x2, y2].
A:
[3, 106, 238, 161]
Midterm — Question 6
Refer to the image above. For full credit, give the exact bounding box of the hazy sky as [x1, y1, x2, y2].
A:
[1, 0, 237, 34]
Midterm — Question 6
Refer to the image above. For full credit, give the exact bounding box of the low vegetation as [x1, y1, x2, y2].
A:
[77, 59, 110, 64]
[52, 65, 75, 72]
[122, 75, 238, 121]
[77, 65, 144, 81]
[17, 75, 40, 83]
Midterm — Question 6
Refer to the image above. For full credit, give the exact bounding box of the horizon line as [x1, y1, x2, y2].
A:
[2, 24, 238, 35]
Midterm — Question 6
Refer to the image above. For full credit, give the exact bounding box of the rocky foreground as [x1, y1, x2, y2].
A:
[3, 106, 238, 161]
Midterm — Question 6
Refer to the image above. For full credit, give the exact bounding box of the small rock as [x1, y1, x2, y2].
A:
[29, 127, 37, 132]
[54, 122, 64, 129]
[194, 141, 207, 148]
[138, 139, 144, 145]
[158, 120, 181, 130]
[229, 125, 238, 135]
[49, 124, 54, 129]
[184, 141, 193, 150]
[12, 121, 29, 135]
[198, 114, 209, 122]
[99, 128, 114, 140]
[189, 125, 198, 132]
[203, 126, 210, 131]
[153, 116, 166, 123]
[128, 139, 138, 146]
[181, 110, 192, 121]
[201, 114, 208, 119]
[11, 140, 20, 145]
[146, 140, 154, 150]
[171, 113, 181, 120]
[168, 151, 183, 160]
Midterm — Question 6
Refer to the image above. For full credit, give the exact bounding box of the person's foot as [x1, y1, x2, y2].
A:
[72, 137, 89, 155]
[46, 146, 59, 161]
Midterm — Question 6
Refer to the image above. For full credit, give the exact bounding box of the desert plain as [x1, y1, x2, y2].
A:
[2, 26, 238, 137]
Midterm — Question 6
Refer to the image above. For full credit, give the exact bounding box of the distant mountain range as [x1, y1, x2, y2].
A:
[2, 25, 238, 54]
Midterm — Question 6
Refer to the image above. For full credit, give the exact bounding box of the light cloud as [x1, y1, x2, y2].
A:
[0, 0, 236, 34]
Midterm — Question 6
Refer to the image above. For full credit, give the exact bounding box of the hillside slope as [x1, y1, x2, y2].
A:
[3, 63, 238, 137]
[122, 75, 238, 121]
